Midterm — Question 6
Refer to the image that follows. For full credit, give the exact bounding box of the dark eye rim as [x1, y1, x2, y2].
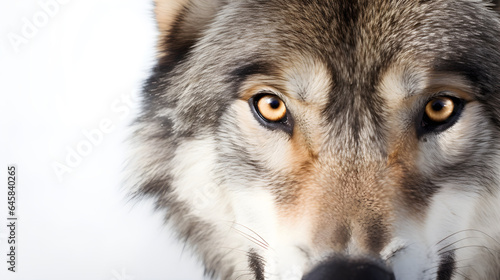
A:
[249, 93, 294, 135]
[417, 94, 466, 137]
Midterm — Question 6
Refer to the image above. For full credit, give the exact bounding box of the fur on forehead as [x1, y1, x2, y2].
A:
[153, 0, 500, 83]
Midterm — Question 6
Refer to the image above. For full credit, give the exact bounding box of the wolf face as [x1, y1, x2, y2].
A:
[128, 0, 500, 279]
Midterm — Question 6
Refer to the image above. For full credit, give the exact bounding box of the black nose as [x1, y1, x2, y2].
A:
[302, 257, 395, 280]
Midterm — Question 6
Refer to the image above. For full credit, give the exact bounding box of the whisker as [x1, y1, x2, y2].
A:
[426, 265, 473, 280]
[232, 222, 270, 247]
[232, 227, 269, 250]
[454, 270, 472, 280]
[439, 245, 500, 259]
[456, 264, 480, 280]
[435, 229, 473, 246]
[422, 256, 474, 273]
[435, 229, 500, 247]
[437, 236, 482, 253]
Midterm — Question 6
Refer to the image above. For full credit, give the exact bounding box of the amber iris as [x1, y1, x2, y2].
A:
[425, 97, 455, 123]
[256, 95, 287, 122]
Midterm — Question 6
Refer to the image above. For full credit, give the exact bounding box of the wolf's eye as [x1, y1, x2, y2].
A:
[256, 95, 287, 122]
[419, 95, 465, 136]
[425, 97, 454, 123]
[249, 93, 294, 134]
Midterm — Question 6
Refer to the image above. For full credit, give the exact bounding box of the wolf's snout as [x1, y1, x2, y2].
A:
[302, 257, 395, 280]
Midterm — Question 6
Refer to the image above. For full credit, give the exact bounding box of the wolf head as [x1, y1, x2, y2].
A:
[128, 0, 500, 279]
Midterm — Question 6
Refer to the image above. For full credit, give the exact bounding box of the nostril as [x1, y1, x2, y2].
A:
[302, 257, 395, 280]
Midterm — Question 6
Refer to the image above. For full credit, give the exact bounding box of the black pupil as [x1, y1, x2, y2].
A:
[268, 98, 281, 109]
[431, 100, 445, 111]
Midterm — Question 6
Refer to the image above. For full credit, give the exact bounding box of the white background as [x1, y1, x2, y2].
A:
[0, 0, 206, 279]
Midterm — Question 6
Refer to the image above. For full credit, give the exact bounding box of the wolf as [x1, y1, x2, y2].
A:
[127, 0, 500, 279]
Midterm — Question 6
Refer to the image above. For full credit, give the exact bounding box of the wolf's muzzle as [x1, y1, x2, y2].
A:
[302, 257, 395, 280]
